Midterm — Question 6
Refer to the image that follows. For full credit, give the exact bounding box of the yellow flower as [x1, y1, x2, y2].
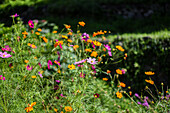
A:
[116, 46, 124, 52]
[85, 49, 92, 52]
[34, 56, 37, 59]
[116, 69, 122, 75]
[37, 28, 42, 32]
[64, 106, 72, 112]
[27, 43, 31, 46]
[145, 71, 155, 75]
[116, 91, 123, 99]
[78, 21, 85, 27]
[103, 78, 108, 81]
[91, 51, 98, 57]
[53, 31, 57, 33]
[93, 40, 102, 46]
[62, 35, 68, 39]
[32, 76, 37, 78]
[68, 64, 75, 70]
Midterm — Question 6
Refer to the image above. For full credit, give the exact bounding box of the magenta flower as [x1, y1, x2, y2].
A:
[38, 72, 43, 78]
[2, 45, 12, 52]
[26, 65, 33, 71]
[0, 75, 5, 81]
[48, 60, 52, 70]
[0, 52, 12, 58]
[121, 69, 126, 74]
[56, 80, 60, 83]
[10, 13, 19, 17]
[87, 57, 98, 65]
[135, 93, 141, 99]
[38, 62, 42, 68]
[60, 94, 65, 97]
[104, 44, 111, 51]
[80, 72, 85, 78]
[28, 20, 34, 28]
[77, 64, 84, 67]
[81, 33, 90, 41]
[108, 51, 112, 56]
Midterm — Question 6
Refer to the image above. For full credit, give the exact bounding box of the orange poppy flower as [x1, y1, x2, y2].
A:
[78, 21, 85, 27]
[37, 28, 42, 32]
[103, 78, 108, 81]
[42, 37, 48, 43]
[68, 32, 72, 35]
[65, 25, 71, 29]
[91, 51, 98, 57]
[107, 70, 111, 74]
[116, 91, 123, 99]
[145, 71, 155, 75]
[53, 31, 57, 33]
[116, 46, 124, 52]
[85, 49, 92, 52]
[116, 69, 122, 75]
[73, 45, 79, 50]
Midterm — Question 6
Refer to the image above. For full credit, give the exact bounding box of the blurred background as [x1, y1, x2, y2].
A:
[0, 0, 170, 33]
[0, 0, 169, 94]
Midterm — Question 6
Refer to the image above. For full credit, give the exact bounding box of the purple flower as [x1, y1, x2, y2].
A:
[137, 102, 141, 105]
[77, 64, 84, 67]
[38, 72, 43, 78]
[87, 57, 98, 65]
[74, 59, 86, 65]
[28, 20, 34, 28]
[142, 101, 149, 109]
[9, 63, 13, 68]
[94, 93, 99, 98]
[10, 13, 19, 17]
[104, 44, 111, 51]
[135, 93, 141, 99]
[56, 80, 60, 83]
[81, 33, 90, 41]
[0, 52, 12, 58]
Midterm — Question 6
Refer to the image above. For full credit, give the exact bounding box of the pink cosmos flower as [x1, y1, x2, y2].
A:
[48, 60, 52, 70]
[38, 72, 43, 78]
[77, 64, 84, 67]
[28, 20, 34, 28]
[87, 57, 98, 65]
[104, 44, 111, 51]
[10, 13, 19, 17]
[0, 75, 5, 80]
[2, 45, 12, 52]
[81, 33, 90, 41]
[108, 51, 112, 56]
[26, 65, 33, 71]
[0, 52, 12, 58]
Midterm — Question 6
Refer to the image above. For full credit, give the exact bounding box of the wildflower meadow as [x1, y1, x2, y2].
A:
[0, 14, 169, 113]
